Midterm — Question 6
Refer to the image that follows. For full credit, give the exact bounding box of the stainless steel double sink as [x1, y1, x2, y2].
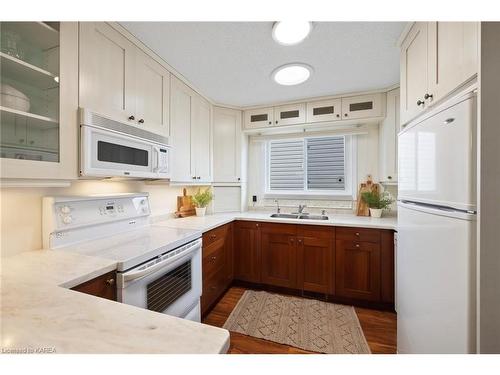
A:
[269, 213, 329, 220]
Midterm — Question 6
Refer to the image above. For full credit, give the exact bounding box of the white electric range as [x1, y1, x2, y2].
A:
[42, 193, 203, 322]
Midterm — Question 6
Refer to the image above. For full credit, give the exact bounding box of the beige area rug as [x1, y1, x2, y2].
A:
[223, 290, 371, 354]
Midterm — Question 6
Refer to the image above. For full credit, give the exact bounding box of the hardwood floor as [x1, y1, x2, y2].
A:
[202, 286, 397, 354]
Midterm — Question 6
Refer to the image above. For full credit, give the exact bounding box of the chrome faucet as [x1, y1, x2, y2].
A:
[274, 199, 281, 214]
[298, 204, 307, 214]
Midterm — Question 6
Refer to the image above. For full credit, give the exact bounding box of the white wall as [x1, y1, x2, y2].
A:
[0, 181, 203, 257]
[246, 124, 382, 212]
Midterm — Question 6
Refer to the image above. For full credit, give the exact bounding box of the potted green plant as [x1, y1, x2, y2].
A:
[192, 188, 213, 217]
[361, 191, 394, 218]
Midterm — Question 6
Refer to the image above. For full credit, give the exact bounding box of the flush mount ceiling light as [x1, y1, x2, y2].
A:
[272, 21, 313, 46]
[272, 63, 313, 86]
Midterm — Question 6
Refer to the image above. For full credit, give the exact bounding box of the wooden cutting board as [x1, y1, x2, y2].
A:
[356, 175, 380, 216]
[176, 188, 196, 217]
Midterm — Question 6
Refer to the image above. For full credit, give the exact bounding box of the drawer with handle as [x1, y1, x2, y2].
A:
[202, 225, 228, 247]
[202, 238, 225, 278]
[336, 227, 381, 243]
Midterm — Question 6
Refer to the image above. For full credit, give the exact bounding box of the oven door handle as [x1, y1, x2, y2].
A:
[122, 240, 201, 283]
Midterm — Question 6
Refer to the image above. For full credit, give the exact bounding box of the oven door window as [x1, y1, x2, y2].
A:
[97, 141, 149, 166]
[147, 260, 192, 313]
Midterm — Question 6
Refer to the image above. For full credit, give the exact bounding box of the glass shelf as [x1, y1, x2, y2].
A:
[1, 52, 58, 89]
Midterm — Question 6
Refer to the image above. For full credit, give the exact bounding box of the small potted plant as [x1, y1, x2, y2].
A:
[361, 191, 394, 218]
[192, 188, 213, 217]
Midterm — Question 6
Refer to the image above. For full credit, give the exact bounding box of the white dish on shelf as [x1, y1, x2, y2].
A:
[0, 83, 30, 112]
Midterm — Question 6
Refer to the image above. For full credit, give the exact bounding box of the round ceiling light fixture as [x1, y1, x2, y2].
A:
[272, 21, 313, 46]
[272, 63, 313, 86]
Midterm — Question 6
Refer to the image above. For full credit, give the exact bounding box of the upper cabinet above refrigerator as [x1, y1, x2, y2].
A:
[400, 22, 478, 126]
[0, 22, 79, 180]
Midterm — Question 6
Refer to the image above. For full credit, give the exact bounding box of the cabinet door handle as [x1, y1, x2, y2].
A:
[138, 119, 145, 124]
[355, 244, 360, 248]
[355, 232, 360, 236]
[268, 121, 271, 125]
[336, 114, 340, 118]
[275, 120, 278, 124]
[290, 238, 295, 243]
[128, 115, 135, 121]
[344, 113, 348, 117]
[297, 239, 303, 244]
[211, 256, 217, 261]
[255, 223, 260, 228]
[417, 99, 425, 106]
[424, 93, 433, 100]
[105, 278, 115, 286]
[237, 177, 241, 181]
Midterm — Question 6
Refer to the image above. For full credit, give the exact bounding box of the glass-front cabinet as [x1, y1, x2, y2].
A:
[0, 22, 78, 181]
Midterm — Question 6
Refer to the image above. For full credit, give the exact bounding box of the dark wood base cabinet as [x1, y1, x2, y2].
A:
[202, 221, 395, 317]
[71, 270, 117, 301]
[233, 221, 261, 283]
[201, 223, 234, 315]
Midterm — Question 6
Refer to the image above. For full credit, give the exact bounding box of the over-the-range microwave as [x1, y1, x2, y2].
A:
[79, 109, 171, 179]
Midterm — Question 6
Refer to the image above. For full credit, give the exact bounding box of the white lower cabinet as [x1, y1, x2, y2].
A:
[213, 107, 242, 183]
[170, 76, 212, 183]
[379, 88, 399, 184]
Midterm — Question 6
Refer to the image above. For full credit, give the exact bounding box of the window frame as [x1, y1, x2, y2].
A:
[264, 134, 357, 200]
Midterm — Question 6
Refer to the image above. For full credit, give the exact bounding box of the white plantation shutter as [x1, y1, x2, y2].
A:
[306, 136, 345, 190]
[269, 139, 305, 190]
[267, 135, 349, 194]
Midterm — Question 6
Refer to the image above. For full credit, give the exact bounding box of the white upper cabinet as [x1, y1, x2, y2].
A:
[1, 22, 79, 180]
[400, 22, 478, 125]
[170, 76, 212, 184]
[134, 51, 170, 136]
[341, 93, 384, 120]
[213, 107, 242, 183]
[379, 88, 399, 183]
[79, 22, 136, 124]
[244, 107, 274, 129]
[400, 22, 429, 124]
[306, 98, 342, 123]
[273, 103, 306, 126]
[427, 22, 478, 104]
[170, 76, 194, 182]
[191, 95, 212, 183]
[79, 22, 170, 137]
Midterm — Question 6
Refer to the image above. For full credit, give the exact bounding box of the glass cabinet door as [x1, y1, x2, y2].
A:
[0, 22, 60, 162]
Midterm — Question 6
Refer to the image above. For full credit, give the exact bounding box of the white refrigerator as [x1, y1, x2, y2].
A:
[397, 90, 477, 353]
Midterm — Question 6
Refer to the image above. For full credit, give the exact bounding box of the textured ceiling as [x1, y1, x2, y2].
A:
[121, 22, 406, 107]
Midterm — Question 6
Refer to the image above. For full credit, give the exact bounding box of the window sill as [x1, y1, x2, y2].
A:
[263, 193, 354, 201]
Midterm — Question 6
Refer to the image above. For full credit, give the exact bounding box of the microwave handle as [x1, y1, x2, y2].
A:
[152, 147, 160, 172]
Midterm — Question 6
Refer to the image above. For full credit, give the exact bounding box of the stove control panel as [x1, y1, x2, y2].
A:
[42, 194, 151, 248]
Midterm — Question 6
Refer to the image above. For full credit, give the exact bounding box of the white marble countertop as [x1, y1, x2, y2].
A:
[1, 250, 230, 354]
[153, 210, 397, 233]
